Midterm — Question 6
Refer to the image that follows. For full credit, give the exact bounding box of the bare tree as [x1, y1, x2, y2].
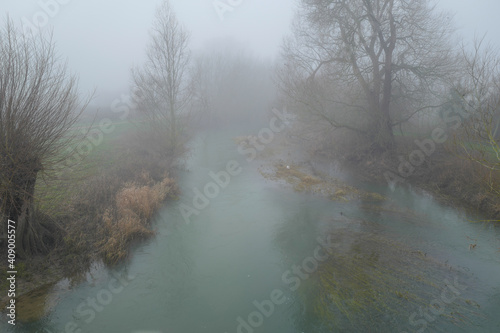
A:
[453, 38, 500, 194]
[191, 47, 275, 126]
[132, 0, 192, 158]
[191, 52, 227, 123]
[0, 19, 86, 256]
[276, 0, 455, 151]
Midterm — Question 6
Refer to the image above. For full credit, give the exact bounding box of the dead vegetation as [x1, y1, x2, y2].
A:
[60, 129, 181, 268]
[0, 124, 183, 309]
[98, 173, 178, 265]
[260, 160, 386, 202]
[313, 131, 500, 221]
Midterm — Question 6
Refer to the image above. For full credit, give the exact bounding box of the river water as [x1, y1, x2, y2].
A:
[2, 129, 500, 332]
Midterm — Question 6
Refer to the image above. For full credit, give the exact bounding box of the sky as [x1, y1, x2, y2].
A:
[2, 0, 500, 102]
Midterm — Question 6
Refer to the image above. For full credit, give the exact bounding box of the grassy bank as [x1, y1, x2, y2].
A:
[0, 118, 182, 314]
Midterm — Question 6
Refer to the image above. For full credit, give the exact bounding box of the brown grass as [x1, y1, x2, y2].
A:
[98, 173, 178, 265]
[0, 123, 186, 310]
[60, 127, 183, 268]
[261, 161, 387, 203]
[426, 151, 500, 219]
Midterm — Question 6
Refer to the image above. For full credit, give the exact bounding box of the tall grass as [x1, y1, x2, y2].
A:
[58, 124, 183, 268]
[99, 174, 178, 264]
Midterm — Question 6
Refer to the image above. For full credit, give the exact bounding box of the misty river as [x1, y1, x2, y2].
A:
[2, 128, 500, 333]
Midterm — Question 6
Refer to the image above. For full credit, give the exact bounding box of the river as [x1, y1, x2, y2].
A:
[2, 128, 500, 332]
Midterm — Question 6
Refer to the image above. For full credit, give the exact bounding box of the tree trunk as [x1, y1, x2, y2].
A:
[375, 41, 395, 151]
[367, 100, 394, 152]
[375, 111, 394, 151]
[3, 161, 58, 258]
[169, 99, 177, 157]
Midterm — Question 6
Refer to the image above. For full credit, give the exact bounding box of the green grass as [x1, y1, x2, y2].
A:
[34, 118, 138, 215]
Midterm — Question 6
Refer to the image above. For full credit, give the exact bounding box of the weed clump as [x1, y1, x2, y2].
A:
[99, 174, 178, 264]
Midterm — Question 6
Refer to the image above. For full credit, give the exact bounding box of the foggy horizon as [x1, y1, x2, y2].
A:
[3, 0, 500, 100]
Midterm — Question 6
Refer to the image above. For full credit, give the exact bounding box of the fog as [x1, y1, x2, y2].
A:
[3, 0, 293, 97]
[4, 0, 499, 97]
[2, 1, 500, 332]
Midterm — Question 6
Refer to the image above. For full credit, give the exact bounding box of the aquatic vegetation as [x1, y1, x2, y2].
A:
[292, 228, 480, 332]
[261, 161, 387, 203]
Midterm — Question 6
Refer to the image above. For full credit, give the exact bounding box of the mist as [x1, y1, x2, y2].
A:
[1, 1, 500, 332]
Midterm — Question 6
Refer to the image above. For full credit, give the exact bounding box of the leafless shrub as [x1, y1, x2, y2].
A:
[452, 38, 500, 196]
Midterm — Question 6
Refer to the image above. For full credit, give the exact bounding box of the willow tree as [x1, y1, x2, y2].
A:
[132, 0, 192, 158]
[276, 0, 455, 151]
[0, 19, 85, 256]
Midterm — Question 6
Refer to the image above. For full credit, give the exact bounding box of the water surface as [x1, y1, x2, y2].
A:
[2, 129, 499, 332]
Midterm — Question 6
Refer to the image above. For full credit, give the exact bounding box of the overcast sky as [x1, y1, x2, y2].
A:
[2, 0, 500, 101]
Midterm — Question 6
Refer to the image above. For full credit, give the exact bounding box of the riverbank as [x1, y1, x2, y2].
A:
[335, 145, 500, 222]
[248, 129, 499, 222]
[0, 126, 182, 318]
[3, 129, 497, 332]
